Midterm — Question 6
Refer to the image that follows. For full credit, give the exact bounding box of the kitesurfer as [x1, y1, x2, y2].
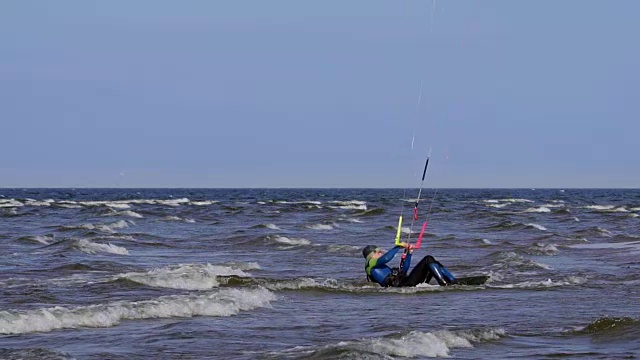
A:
[362, 243, 456, 287]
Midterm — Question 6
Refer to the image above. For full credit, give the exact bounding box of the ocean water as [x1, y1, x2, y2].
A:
[1, 188, 639, 359]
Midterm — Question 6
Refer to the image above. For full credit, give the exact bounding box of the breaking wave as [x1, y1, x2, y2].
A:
[116, 263, 253, 290]
[75, 239, 129, 255]
[0, 287, 276, 334]
[572, 317, 640, 337]
[260, 328, 505, 359]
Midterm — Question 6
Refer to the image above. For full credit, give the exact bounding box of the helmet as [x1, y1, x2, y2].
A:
[362, 245, 378, 259]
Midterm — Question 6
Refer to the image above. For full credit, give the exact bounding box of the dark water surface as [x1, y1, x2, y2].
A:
[1, 188, 639, 359]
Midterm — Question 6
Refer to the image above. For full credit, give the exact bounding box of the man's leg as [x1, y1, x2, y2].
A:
[400, 255, 448, 286]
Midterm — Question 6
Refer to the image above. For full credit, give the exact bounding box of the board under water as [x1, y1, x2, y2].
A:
[454, 275, 490, 286]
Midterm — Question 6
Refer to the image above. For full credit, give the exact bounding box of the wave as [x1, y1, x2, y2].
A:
[488, 276, 587, 289]
[104, 209, 144, 218]
[573, 226, 613, 238]
[0, 348, 74, 360]
[355, 208, 385, 216]
[61, 220, 133, 233]
[569, 240, 640, 252]
[525, 223, 547, 231]
[251, 223, 281, 230]
[583, 205, 630, 213]
[572, 317, 640, 337]
[260, 328, 505, 359]
[490, 251, 553, 272]
[337, 216, 363, 223]
[0, 199, 25, 208]
[190, 200, 219, 206]
[1, 207, 20, 217]
[75, 239, 129, 255]
[267, 235, 311, 246]
[115, 263, 253, 290]
[328, 202, 368, 211]
[484, 198, 533, 204]
[306, 223, 335, 230]
[485, 221, 546, 231]
[524, 207, 551, 213]
[470, 238, 494, 246]
[553, 208, 571, 214]
[326, 244, 362, 253]
[162, 216, 195, 223]
[0, 287, 275, 335]
[218, 275, 489, 294]
[17, 234, 55, 245]
[526, 242, 559, 256]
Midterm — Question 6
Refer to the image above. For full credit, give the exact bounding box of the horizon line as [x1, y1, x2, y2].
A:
[1, 186, 638, 190]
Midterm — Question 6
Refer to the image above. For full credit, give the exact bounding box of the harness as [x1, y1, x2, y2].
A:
[365, 260, 405, 287]
[384, 267, 406, 287]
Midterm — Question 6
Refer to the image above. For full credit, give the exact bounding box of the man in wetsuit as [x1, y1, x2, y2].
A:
[362, 243, 457, 287]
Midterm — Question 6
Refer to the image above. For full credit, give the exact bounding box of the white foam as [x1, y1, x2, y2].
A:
[493, 251, 552, 271]
[163, 216, 182, 221]
[486, 198, 533, 203]
[306, 224, 334, 230]
[72, 220, 132, 233]
[100, 220, 132, 232]
[58, 204, 83, 209]
[163, 216, 194, 223]
[531, 243, 558, 255]
[114, 210, 143, 218]
[75, 239, 129, 255]
[540, 203, 565, 208]
[487, 203, 509, 208]
[398, 226, 412, 234]
[265, 223, 281, 230]
[584, 205, 615, 211]
[118, 263, 252, 290]
[104, 202, 131, 209]
[490, 276, 587, 289]
[223, 261, 261, 271]
[276, 200, 322, 205]
[329, 204, 368, 210]
[525, 223, 547, 231]
[327, 244, 362, 252]
[270, 236, 311, 246]
[331, 200, 367, 206]
[24, 199, 54, 207]
[2, 208, 18, 216]
[524, 207, 551, 213]
[0, 287, 276, 334]
[190, 200, 218, 206]
[33, 235, 55, 245]
[271, 329, 505, 358]
[0, 199, 24, 208]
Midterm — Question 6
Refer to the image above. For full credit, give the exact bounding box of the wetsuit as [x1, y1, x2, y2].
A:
[365, 245, 457, 287]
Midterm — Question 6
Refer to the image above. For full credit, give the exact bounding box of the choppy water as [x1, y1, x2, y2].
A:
[1, 188, 639, 359]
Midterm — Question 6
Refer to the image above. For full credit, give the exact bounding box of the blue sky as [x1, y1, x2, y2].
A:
[1, 1, 638, 188]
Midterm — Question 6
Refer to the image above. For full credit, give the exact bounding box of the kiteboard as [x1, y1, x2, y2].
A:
[453, 275, 490, 286]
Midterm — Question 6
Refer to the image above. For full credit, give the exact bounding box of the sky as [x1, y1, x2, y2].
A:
[1, 1, 639, 188]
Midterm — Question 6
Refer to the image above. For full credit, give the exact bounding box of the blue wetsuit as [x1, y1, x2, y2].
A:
[365, 246, 456, 287]
[365, 246, 411, 285]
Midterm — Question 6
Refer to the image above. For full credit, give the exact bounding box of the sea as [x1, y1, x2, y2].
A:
[0, 188, 638, 359]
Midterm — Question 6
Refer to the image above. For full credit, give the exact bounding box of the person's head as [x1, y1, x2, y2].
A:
[362, 245, 383, 259]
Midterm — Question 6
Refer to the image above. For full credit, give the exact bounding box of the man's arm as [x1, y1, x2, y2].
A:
[376, 246, 403, 265]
